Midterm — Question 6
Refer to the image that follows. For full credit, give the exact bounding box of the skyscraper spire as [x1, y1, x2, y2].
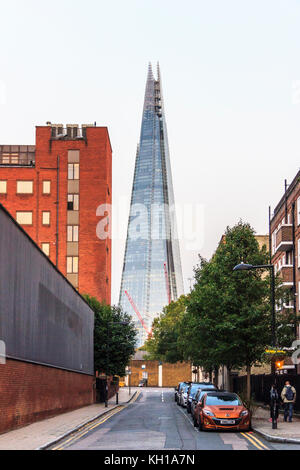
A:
[119, 63, 184, 348]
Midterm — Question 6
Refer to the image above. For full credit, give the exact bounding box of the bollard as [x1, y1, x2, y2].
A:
[116, 392, 119, 405]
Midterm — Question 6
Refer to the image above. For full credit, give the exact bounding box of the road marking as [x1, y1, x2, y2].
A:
[243, 432, 270, 450]
[240, 432, 267, 450]
[176, 405, 270, 450]
[52, 391, 141, 450]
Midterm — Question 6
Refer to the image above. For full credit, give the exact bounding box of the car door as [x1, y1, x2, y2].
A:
[196, 396, 205, 425]
[191, 390, 200, 417]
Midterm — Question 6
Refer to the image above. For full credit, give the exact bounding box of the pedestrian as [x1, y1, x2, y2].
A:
[269, 384, 280, 424]
[281, 381, 296, 423]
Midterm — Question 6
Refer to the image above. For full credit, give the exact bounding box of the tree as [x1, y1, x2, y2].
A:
[184, 221, 272, 400]
[84, 295, 137, 377]
[144, 295, 188, 363]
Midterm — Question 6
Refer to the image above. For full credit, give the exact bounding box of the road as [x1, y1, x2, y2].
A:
[50, 388, 297, 451]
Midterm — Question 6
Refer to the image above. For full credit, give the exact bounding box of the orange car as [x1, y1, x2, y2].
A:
[194, 391, 251, 431]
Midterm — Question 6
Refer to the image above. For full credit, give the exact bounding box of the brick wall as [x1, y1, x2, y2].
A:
[0, 125, 112, 304]
[128, 360, 192, 387]
[0, 359, 94, 434]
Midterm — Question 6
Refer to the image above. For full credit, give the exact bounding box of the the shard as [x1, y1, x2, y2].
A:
[119, 63, 184, 347]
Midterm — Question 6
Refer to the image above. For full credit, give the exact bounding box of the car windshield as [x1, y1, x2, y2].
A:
[190, 385, 201, 397]
[205, 394, 242, 406]
[199, 384, 216, 389]
[199, 389, 217, 400]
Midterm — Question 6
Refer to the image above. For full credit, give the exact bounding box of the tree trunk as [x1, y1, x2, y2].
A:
[214, 366, 219, 388]
[246, 364, 251, 402]
[226, 366, 232, 392]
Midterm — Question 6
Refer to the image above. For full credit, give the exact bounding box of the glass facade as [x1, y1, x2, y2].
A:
[119, 63, 184, 348]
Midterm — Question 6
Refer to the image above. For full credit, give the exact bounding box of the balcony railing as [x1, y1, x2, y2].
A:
[275, 225, 293, 252]
[277, 266, 293, 288]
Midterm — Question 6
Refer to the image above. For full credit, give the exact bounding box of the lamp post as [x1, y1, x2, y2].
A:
[233, 262, 278, 429]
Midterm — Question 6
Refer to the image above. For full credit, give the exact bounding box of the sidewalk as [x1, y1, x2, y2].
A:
[252, 405, 300, 444]
[0, 387, 138, 450]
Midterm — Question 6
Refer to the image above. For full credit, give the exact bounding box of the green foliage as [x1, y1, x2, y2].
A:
[183, 221, 272, 373]
[83, 295, 137, 376]
[144, 295, 188, 362]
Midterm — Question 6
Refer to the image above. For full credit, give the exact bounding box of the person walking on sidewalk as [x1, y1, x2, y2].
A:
[269, 384, 280, 424]
[281, 381, 296, 423]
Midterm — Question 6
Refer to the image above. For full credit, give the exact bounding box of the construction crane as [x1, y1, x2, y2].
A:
[125, 290, 152, 336]
[164, 262, 171, 305]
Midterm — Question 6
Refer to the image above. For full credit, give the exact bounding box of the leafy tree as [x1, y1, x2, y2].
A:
[184, 221, 272, 399]
[144, 295, 188, 363]
[84, 295, 137, 376]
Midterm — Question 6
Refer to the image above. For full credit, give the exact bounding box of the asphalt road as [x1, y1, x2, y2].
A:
[51, 388, 297, 451]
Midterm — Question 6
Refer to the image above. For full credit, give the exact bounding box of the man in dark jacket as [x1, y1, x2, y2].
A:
[281, 381, 296, 422]
[270, 384, 280, 424]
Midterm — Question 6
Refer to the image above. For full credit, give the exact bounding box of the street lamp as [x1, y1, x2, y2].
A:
[233, 262, 277, 430]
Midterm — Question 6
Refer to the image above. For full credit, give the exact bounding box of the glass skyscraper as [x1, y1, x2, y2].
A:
[119, 63, 184, 347]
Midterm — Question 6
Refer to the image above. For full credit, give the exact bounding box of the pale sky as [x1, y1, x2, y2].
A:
[0, 0, 300, 304]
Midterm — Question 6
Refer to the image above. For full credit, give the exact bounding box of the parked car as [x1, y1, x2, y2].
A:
[190, 385, 219, 416]
[193, 391, 251, 432]
[138, 379, 148, 387]
[175, 381, 190, 403]
[178, 383, 190, 407]
[186, 383, 216, 414]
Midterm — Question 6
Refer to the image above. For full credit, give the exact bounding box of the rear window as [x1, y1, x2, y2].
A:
[205, 394, 242, 406]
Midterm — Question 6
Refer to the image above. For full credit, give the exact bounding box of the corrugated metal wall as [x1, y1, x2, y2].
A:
[0, 205, 94, 375]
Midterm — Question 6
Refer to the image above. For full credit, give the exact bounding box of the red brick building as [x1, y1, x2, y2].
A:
[0, 123, 112, 303]
[270, 170, 300, 341]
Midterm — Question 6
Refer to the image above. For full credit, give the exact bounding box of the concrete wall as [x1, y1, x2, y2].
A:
[0, 204, 94, 374]
[0, 203, 95, 433]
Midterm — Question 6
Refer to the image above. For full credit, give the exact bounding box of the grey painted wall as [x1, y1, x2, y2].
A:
[0, 204, 94, 375]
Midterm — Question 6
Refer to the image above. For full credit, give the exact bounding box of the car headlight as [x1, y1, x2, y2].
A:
[203, 409, 215, 417]
[240, 410, 249, 417]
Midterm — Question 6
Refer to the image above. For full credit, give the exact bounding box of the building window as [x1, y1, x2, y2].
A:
[67, 256, 78, 274]
[42, 211, 51, 226]
[67, 194, 79, 211]
[16, 211, 33, 225]
[43, 181, 51, 194]
[67, 225, 79, 242]
[0, 181, 7, 194]
[68, 163, 79, 180]
[17, 181, 33, 194]
[41, 243, 50, 256]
